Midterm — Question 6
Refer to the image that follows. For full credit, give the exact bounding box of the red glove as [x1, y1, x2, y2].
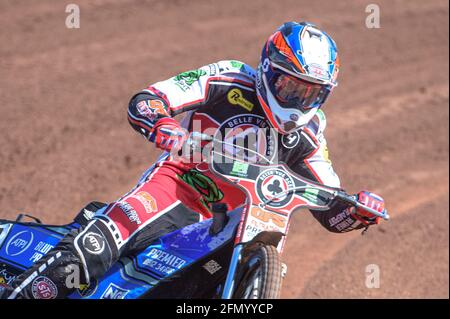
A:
[149, 117, 188, 152]
[352, 191, 385, 225]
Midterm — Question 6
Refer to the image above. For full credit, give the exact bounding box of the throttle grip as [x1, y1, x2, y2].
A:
[336, 191, 390, 220]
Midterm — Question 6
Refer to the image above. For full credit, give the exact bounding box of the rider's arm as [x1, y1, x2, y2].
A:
[128, 61, 254, 141]
[288, 111, 368, 233]
[127, 66, 212, 140]
[127, 65, 220, 152]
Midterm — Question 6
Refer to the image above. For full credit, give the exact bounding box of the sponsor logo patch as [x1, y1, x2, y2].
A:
[118, 201, 142, 225]
[0, 268, 17, 287]
[243, 206, 289, 243]
[255, 169, 295, 207]
[227, 88, 254, 111]
[83, 209, 96, 221]
[302, 188, 320, 203]
[136, 99, 168, 121]
[250, 206, 287, 228]
[29, 241, 55, 264]
[31, 276, 58, 299]
[77, 278, 98, 297]
[132, 191, 158, 214]
[262, 58, 270, 72]
[218, 114, 276, 162]
[180, 169, 224, 204]
[5, 231, 34, 257]
[207, 63, 218, 76]
[82, 232, 105, 255]
[307, 63, 329, 81]
[202, 260, 222, 275]
[100, 283, 129, 299]
[322, 145, 331, 163]
[281, 131, 300, 149]
[142, 248, 187, 276]
[230, 161, 250, 178]
[173, 69, 207, 91]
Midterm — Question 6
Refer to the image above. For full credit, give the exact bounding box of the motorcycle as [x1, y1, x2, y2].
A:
[0, 135, 389, 299]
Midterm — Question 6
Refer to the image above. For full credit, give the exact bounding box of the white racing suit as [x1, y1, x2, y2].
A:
[3, 60, 367, 299]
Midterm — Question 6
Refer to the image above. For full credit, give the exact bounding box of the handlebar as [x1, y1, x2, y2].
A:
[186, 131, 214, 143]
[259, 185, 389, 220]
[184, 132, 390, 221]
[184, 132, 274, 164]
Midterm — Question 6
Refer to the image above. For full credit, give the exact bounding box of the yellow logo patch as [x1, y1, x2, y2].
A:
[322, 145, 331, 164]
[227, 88, 254, 112]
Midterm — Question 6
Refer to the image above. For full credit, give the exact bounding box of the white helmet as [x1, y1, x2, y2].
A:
[256, 22, 340, 134]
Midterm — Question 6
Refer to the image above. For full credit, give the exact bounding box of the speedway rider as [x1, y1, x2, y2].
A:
[3, 21, 386, 299]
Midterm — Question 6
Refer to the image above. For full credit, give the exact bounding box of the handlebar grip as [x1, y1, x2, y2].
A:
[188, 132, 213, 142]
[335, 191, 390, 220]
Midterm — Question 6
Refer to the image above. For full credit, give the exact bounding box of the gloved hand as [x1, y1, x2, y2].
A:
[149, 117, 188, 152]
[351, 190, 386, 225]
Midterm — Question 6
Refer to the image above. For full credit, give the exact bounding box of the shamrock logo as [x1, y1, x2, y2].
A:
[267, 180, 283, 195]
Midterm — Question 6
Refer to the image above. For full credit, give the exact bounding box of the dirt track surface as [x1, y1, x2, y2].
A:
[0, 0, 448, 298]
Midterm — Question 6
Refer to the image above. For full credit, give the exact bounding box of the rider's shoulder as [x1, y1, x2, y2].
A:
[205, 60, 256, 84]
[304, 109, 328, 143]
[152, 61, 255, 91]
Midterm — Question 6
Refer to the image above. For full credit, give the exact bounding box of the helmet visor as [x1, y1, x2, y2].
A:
[271, 73, 331, 110]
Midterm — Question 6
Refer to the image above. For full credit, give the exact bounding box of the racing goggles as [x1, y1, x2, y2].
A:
[271, 73, 332, 110]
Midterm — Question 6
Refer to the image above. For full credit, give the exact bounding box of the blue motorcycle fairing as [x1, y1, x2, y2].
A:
[0, 207, 242, 299]
[69, 208, 242, 299]
[0, 223, 70, 271]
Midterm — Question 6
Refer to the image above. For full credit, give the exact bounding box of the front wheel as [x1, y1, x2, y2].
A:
[232, 245, 282, 299]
